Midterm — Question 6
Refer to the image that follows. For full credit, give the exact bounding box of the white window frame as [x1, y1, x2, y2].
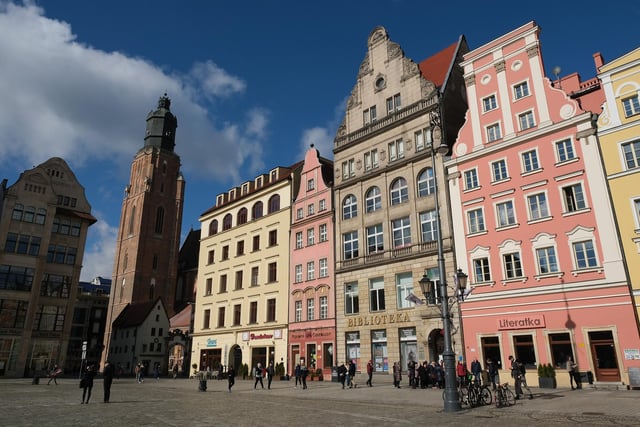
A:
[343, 231, 359, 260]
[487, 123, 502, 142]
[307, 228, 315, 246]
[308, 203, 315, 216]
[345, 282, 359, 314]
[295, 300, 302, 322]
[342, 194, 358, 219]
[518, 110, 535, 130]
[561, 182, 587, 213]
[318, 199, 326, 212]
[573, 240, 598, 269]
[467, 208, 486, 234]
[366, 223, 384, 254]
[496, 200, 516, 228]
[622, 140, 640, 170]
[319, 258, 328, 278]
[491, 158, 509, 182]
[295, 231, 303, 249]
[388, 139, 405, 161]
[295, 264, 303, 283]
[503, 252, 523, 279]
[369, 277, 385, 312]
[419, 210, 437, 242]
[464, 168, 479, 190]
[417, 168, 435, 197]
[391, 216, 411, 248]
[513, 81, 530, 100]
[296, 208, 303, 220]
[473, 257, 491, 283]
[521, 149, 540, 173]
[342, 159, 355, 179]
[390, 178, 409, 205]
[396, 272, 414, 309]
[482, 94, 497, 112]
[319, 296, 328, 320]
[536, 246, 559, 275]
[365, 186, 382, 212]
[527, 192, 550, 221]
[364, 149, 379, 171]
[307, 298, 315, 321]
[307, 261, 315, 281]
[622, 95, 640, 117]
[319, 224, 328, 242]
[555, 138, 576, 163]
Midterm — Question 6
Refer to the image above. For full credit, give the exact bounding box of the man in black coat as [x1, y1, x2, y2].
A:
[337, 362, 347, 389]
[103, 360, 115, 403]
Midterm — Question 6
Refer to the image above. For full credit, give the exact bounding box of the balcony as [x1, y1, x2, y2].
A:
[336, 240, 445, 273]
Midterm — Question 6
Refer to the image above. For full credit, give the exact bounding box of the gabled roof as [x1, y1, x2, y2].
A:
[112, 298, 165, 328]
[169, 303, 192, 330]
[418, 36, 465, 93]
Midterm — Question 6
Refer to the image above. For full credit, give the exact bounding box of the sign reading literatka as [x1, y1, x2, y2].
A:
[497, 314, 545, 330]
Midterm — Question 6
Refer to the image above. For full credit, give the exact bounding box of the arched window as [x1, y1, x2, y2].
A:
[417, 168, 435, 197]
[342, 195, 358, 219]
[223, 213, 233, 230]
[12, 203, 24, 220]
[128, 205, 136, 235]
[209, 219, 218, 236]
[268, 195, 280, 214]
[237, 207, 248, 225]
[390, 178, 409, 205]
[365, 187, 381, 213]
[252, 201, 264, 219]
[149, 279, 156, 300]
[155, 207, 164, 234]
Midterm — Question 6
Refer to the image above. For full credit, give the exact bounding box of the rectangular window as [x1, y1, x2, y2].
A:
[295, 264, 303, 283]
[363, 106, 377, 125]
[219, 274, 227, 293]
[217, 307, 225, 328]
[518, 111, 535, 130]
[514, 81, 530, 99]
[483, 94, 497, 112]
[233, 304, 241, 326]
[549, 333, 574, 369]
[342, 159, 355, 179]
[295, 300, 302, 322]
[268, 230, 278, 246]
[266, 298, 276, 322]
[496, 200, 516, 227]
[319, 258, 328, 278]
[481, 336, 502, 369]
[467, 208, 485, 234]
[369, 277, 385, 312]
[319, 224, 328, 242]
[296, 208, 304, 220]
[208, 250, 215, 264]
[473, 257, 491, 282]
[414, 128, 432, 152]
[202, 309, 211, 329]
[487, 123, 502, 142]
[268, 262, 277, 282]
[391, 217, 411, 248]
[235, 270, 243, 290]
[319, 296, 328, 320]
[396, 272, 414, 309]
[492, 159, 508, 182]
[563, 184, 586, 212]
[306, 261, 315, 281]
[573, 241, 597, 269]
[522, 150, 540, 173]
[222, 245, 229, 260]
[251, 266, 259, 286]
[464, 169, 479, 190]
[386, 93, 401, 113]
[366, 223, 384, 254]
[295, 231, 303, 249]
[556, 138, 575, 162]
[307, 299, 315, 321]
[307, 228, 315, 246]
[622, 95, 640, 117]
[345, 282, 359, 315]
[388, 139, 405, 161]
[503, 252, 523, 279]
[537, 247, 559, 274]
[319, 199, 326, 212]
[307, 178, 315, 191]
[528, 192, 549, 220]
[252, 235, 260, 251]
[419, 210, 437, 242]
[236, 240, 244, 256]
[308, 204, 315, 216]
[249, 301, 257, 324]
[364, 149, 379, 171]
[514, 335, 536, 368]
[622, 140, 640, 170]
[4, 233, 17, 253]
[343, 231, 359, 259]
[635, 199, 640, 226]
[206, 278, 213, 295]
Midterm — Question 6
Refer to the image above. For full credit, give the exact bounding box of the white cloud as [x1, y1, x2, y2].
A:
[189, 60, 246, 99]
[296, 96, 346, 161]
[80, 212, 118, 281]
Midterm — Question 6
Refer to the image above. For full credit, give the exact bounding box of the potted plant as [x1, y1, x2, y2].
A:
[537, 363, 557, 388]
[316, 368, 324, 381]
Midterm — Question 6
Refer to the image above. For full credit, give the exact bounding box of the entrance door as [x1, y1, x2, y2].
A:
[589, 331, 620, 382]
[232, 346, 242, 371]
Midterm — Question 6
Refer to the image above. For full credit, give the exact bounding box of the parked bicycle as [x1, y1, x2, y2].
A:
[494, 382, 516, 408]
[467, 381, 493, 407]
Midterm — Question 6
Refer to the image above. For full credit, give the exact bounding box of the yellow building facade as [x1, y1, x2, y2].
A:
[597, 47, 640, 324]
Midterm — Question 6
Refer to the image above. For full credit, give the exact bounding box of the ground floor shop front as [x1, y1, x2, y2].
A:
[288, 326, 335, 376]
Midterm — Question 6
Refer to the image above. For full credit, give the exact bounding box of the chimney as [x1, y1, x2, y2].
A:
[593, 52, 605, 71]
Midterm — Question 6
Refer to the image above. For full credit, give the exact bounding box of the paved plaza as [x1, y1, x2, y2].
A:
[1, 375, 639, 426]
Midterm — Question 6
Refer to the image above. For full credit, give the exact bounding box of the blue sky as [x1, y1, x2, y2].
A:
[0, 0, 636, 281]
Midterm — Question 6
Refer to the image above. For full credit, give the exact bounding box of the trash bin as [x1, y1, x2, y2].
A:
[331, 367, 338, 383]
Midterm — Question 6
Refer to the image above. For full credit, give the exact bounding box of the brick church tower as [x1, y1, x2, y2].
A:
[102, 94, 185, 364]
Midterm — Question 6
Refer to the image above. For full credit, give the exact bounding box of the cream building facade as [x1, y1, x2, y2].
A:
[194, 165, 300, 375]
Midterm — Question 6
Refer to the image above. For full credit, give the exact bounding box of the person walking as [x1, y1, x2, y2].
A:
[486, 358, 498, 390]
[135, 363, 143, 383]
[153, 363, 160, 380]
[254, 363, 264, 389]
[301, 364, 308, 390]
[294, 363, 301, 388]
[266, 361, 274, 389]
[366, 360, 373, 387]
[103, 360, 115, 403]
[80, 364, 96, 404]
[567, 355, 578, 390]
[47, 364, 61, 385]
[392, 362, 402, 388]
[509, 355, 523, 399]
[471, 358, 482, 385]
[337, 362, 347, 389]
[227, 365, 235, 392]
[347, 360, 356, 388]
[172, 363, 179, 379]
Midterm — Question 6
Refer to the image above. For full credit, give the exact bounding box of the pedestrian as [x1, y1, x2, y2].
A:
[337, 362, 347, 389]
[486, 358, 498, 390]
[456, 360, 467, 386]
[135, 363, 143, 383]
[419, 361, 428, 389]
[392, 361, 402, 388]
[80, 364, 96, 404]
[567, 355, 578, 390]
[471, 358, 482, 385]
[509, 355, 523, 399]
[301, 364, 308, 390]
[172, 363, 179, 379]
[227, 365, 235, 392]
[47, 364, 61, 385]
[366, 360, 373, 387]
[408, 359, 416, 388]
[254, 363, 264, 389]
[267, 361, 274, 389]
[294, 363, 301, 388]
[153, 363, 160, 380]
[347, 360, 356, 388]
[103, 360, 115, 403]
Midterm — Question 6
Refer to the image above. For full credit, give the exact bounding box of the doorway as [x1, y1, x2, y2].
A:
[589, 330, 620, 382]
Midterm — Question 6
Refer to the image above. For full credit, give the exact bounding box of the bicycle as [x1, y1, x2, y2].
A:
[494, 382, 516, 408]
[467, 381, 492, 407]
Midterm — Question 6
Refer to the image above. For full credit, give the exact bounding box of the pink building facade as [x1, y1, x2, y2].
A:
[288, 146, 336, 377]
[446, 22, 640, 386]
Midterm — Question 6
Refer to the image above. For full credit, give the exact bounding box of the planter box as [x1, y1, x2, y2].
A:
[538, 376, 557, 388]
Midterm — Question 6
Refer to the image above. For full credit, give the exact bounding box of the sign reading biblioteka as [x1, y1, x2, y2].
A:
[497, 314, 546, 330]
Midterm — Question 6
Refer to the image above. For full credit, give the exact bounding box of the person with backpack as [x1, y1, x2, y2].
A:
[509, 355, 524, 399]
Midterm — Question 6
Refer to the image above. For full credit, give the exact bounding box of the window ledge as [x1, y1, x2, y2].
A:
[501, 276, 527, 285]
[562, 208, 591, 217]
[491, 177, 512, 186]
[475, 281, 496, 288]
[534, 272, 564, 281]
[521, 168, 543, 178]
[571, 267, 603, 276]
[496, 223, 520, 231]
[467, 230, 488, 237]
[527, 216, 553, 225]
[555, 157, 580, 167]
[463, 186, 482, 194]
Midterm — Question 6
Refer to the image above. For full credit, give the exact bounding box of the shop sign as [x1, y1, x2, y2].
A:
[347, 313, 410, 328]
[250, 333, 273, 340]
[497, 314, 545, 330]
[206, 338, 217, 347]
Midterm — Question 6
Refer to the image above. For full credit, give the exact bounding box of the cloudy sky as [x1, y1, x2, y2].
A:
[0, 0, 636, 281]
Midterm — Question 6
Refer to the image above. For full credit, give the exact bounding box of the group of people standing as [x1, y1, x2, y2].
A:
[400, 360, 446, 389]
[79, 360, 115, 404]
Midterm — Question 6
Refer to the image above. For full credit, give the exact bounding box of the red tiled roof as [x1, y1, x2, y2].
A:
[170, 304, 192, 330]
[418, 41, 459, 89]
[113, 299, 163, 328]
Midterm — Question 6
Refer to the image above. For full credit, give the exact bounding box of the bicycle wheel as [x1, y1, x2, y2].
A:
[494, 389, 502, 408]
[505, 387, 516, 406]
[467, 386, 480, 407]
[458, 387, 469, 407]
[481, 386, 493, 406]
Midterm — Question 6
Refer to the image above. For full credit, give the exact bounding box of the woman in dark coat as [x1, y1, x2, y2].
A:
[80, 364, 96, 404]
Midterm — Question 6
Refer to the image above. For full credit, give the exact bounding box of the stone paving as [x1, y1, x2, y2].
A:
[1, 374, 639, 426]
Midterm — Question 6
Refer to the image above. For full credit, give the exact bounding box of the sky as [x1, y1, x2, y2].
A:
[0, 0, 637, 281]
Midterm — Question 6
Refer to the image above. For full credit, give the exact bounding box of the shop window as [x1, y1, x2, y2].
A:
[548, 333, 574, 369]
[513, 334, 536, 369]
[481, 336, 502, 369]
